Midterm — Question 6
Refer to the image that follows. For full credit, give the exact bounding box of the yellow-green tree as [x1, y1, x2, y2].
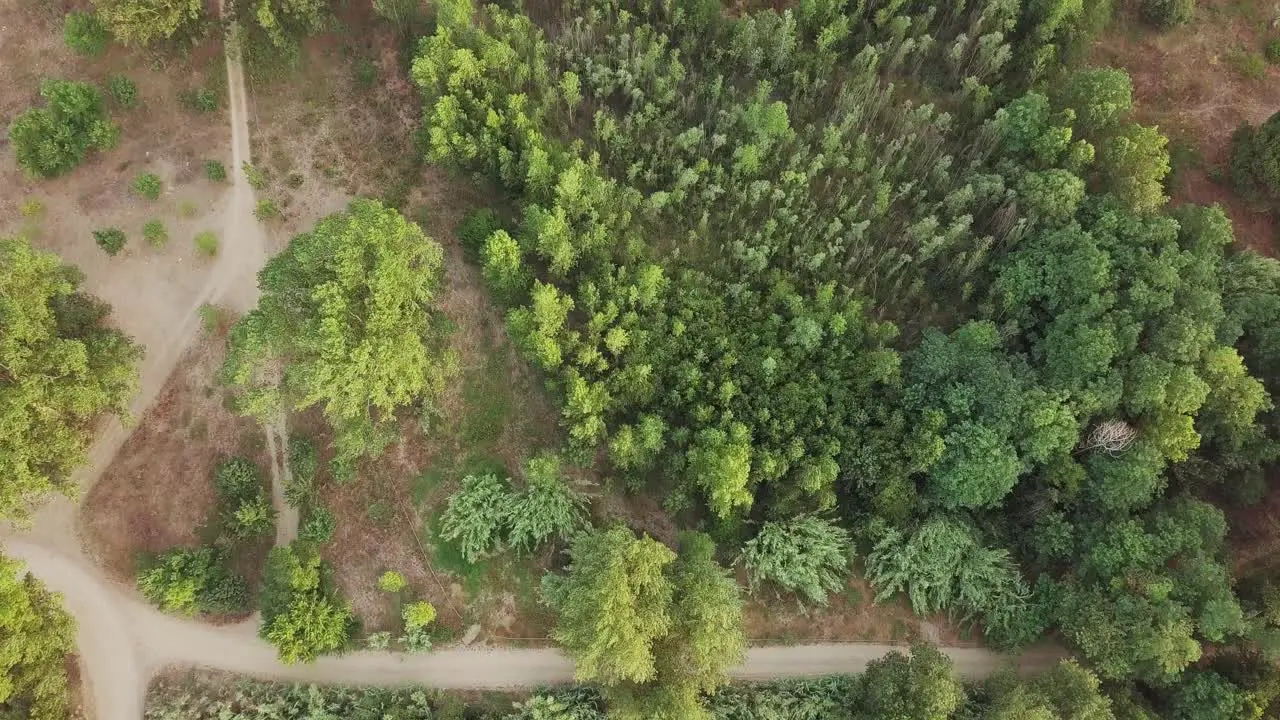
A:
[221, 200, 454, 468]
[0, 555, 76, 720]
[0, 237, 140, 523]
[91, 0, 203, 46]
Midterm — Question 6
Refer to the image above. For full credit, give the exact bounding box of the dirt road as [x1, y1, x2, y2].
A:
[6, 537, 1065, 720]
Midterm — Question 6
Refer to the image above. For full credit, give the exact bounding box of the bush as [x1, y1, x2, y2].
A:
[93, 227, 126, 256]
[9, 79, 118, 178]
[439, 473, 515, 564]
[180, 87, 219, 112]
[215, 457, 261, 502]
[108, 75, 139, 109]
[194, 230, 219, 257]
[456, 208, 501, 261]
[1267, 39, 1280, 64]
[299, 506, 336, 544]
[64, 12, 109, 56]
[136, 547, 249, 615]
[19, 199, 46, 220]
[243, 162, 268, 189]
[1141, 0, 1194, 28]
[377, 570, 407, 593]
[1231, 112, 1280, 200]
[259, 545, 354, 663]
[131, 172, 162, 200]
[400, 600, 436, 652]
[204, 160, 227, 181]
[254, 198, 280, 220]
[142, 219, 168, 247]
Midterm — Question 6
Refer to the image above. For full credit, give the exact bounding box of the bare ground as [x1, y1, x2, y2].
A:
[1092, 0, 1280, 254]
[79, 332, 273, 584]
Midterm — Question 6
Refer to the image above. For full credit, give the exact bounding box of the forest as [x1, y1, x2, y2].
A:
[4, 0, 1280, 718]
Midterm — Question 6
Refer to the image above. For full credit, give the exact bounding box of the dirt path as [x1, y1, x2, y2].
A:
[6, 537, 1065, 720]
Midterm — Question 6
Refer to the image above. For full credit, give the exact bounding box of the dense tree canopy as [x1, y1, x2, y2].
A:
[0, 238, 140, 523]
[90, 0, 203, 46]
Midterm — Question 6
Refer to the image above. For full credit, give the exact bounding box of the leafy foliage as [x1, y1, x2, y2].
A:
[438, 472, 515, 564]
[93, 227, 127, 256]
[108, 75, 138, 109]
[258, 544, 353, 663]
[507, 452, 588, 553]
[0, 238, 140, 522]
[221, 200, 454, 467]
[64, 11, 110, 56]
[9, 79, 118, 178]
[739, 515, 851, 605]
[136, 547, 249, 615]
[1232, 111, 1280, 201]
[1141, 0, 1195, 28]
[0, 555, 76, 720]
[91, 0, 203, 46]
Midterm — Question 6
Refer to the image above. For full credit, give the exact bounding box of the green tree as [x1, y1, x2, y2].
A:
[9, 80, 119, 178]
[687, 422, 754, 518]
[222, 200, 454, 466]
[857, 644, 965, 720]
[1167, 670, 1261, 720]
[482, 229, 532, 305]
[541, 526, 675, 685]
[91, 0, 203, 46]
[0, 555, 75, 720]
[1231, 111, 1280, 201]
[0, 237, 140, 523]
[246, 0, 330, 48]
[1142, 0, 1195, 28]
[739, 515, 851, 605]
[1101, 124, 1171, 214]
[1056, 67, 1133, 135]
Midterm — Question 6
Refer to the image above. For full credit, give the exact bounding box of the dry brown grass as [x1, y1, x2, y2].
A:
[80, 332, 272, 585]
[1092, 0, 1280, 254]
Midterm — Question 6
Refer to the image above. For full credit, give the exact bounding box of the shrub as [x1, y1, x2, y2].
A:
[64, 12, 109, 56]
[131, 172, 162, 200]
[137, 547, 249, 615]
[254, 198, 280, 220]
[204, 160, 227, 181]
[259, 545, 354, 663]
[482, 229, 532, 305]
[214, 457, 261, 502]
[1233, 49, 1268, 80]
[739, 515, 852, 605]
[1268, 39, 1280, 64]
[377, 570, 407, 593]
[299, 506, 336, 544]
[194, 230, 219, 257]
[1141, 0, 1194, 28]
[456, 208, 501, 261]
[180, 87, 219, 112]
[285, 437, 318, 506]
[142, 219, 168, 247]
[1231, 112, 1280, 200]
[108, 75, 139, 109]
[243, 162, 268, 189]
[230, 496, 275, 538]
[287, 172, 305, 188]
[438, 473, 516, 564]
[19, 199, 46, 220]
[400, 601, 436, 652]
[10, 79, 119, 178]
[93, 227, 126, 256]
[94, 0, 203, 47]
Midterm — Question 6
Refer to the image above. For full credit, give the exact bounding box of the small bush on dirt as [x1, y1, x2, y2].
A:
[204, 159, 227, 182]
[179, 200, 198, 218]
[399, 600, 436, 652]
[10, 79, 118, 178]
[287, 172, 305, 188]
[137, 546, 249, 615]
[1141, 0, 1194, 28]
[285, 437, 318, 505]
[180, 87, 219, 112]
[299, 506, 336, 544]
[142, 219, 168, 247]
[231, 496, 275, 538]
[1268, 39, 1280, 64]
[198, 303, 224, 335]
[1232, 112, 1280, 201]
[194, 230, 219, 257]
[19, 199, 46, 220]
[255, 198, 281, 220]
[243, 162, 268, 189]
[131, 172, 162, 200]
[64, 12, 110, 57]
[108, 74, 139, 109]
[214, 457, 274, 538]
[377, 570, 407, 593]
[456, 208, 500, 262]
[1233, 49, 1268, 80]
[93, 227, 126, 256]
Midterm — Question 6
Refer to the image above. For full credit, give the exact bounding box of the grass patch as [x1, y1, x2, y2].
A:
[143, 219, 169, 248]
[459, 354, 513, 452]
[194, 230, 219, 257]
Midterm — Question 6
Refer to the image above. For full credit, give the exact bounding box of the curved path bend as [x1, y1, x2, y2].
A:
[3, 10, 1067, 720]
